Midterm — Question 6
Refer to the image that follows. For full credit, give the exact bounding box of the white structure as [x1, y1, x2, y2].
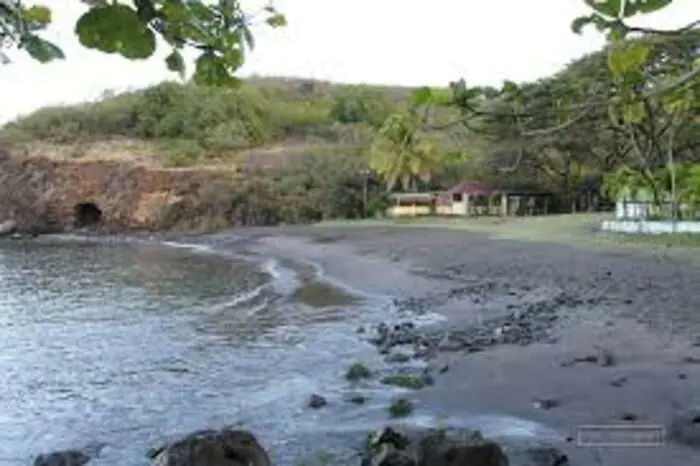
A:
[614, 187, 653, 220]
[602, 187, 700, 234]
[602, 219, 700, 234]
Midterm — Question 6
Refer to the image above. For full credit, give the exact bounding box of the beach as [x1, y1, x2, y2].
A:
[241, 222, 700, 465]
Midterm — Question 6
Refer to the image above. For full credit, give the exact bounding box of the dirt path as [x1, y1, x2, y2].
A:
[252, 224, 700, 465]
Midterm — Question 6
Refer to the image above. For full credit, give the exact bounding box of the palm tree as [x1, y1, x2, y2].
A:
[368, 112, 442, 192]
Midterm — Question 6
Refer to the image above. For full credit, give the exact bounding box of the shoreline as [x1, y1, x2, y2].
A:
[15, 226, 700, 465]
[244, 226, 700, 465]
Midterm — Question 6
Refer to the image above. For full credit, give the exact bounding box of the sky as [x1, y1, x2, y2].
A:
[0, 0, 696, 123]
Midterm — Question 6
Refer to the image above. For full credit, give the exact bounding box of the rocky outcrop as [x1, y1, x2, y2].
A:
[147, 427, 271, 466]
[0, 153, 296, 233]
[361, 426, 510, 466]
[33, 443, 106, 466]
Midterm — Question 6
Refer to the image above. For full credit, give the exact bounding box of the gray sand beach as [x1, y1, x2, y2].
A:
[243, 222, 700, 466]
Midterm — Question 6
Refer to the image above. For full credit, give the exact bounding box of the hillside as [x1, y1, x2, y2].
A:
[0, 77, 473, 171]
[0, 77, 490, 233]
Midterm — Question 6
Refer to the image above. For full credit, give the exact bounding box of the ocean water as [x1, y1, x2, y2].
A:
[0, 236, 559, 465]
[0, 236, 433, 465]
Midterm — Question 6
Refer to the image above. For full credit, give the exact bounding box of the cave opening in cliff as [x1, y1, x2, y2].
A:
[74, 202, 102, 228]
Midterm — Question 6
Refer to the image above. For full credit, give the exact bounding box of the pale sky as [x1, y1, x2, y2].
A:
[0, 0, 695, 123]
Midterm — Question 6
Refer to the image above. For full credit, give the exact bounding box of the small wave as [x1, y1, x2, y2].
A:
[205, 285, 268, 313]
[160, 241, 217, 255]
[262, 258, 301, 295]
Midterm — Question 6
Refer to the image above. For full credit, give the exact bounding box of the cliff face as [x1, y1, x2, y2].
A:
[0, 152, 238, 233]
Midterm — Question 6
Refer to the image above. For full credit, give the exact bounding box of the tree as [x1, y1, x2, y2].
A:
[367, 87, 451, 192]
[328, 86, 394, 128]
[0, 0, 286, 86]
[369, 112, 441, 192]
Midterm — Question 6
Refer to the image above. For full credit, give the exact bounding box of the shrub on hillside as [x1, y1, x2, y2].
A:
[0, 79, 402, 153]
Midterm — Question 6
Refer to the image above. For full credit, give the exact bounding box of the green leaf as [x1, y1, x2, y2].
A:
[75, 4, 157, 59]
[606, 24, 627, 41]
[266, 13, 287, 27]
[23, 5, 52, 24]
[623, 101, 646, 123]
[501, 80, 520, 94]
[222, 47, 244, 69]
[134, 0, 158, 22]
[607, 41, 649, 78]
[165, 49, 185, 76]
[193, 52, 240, 87]
[571, 15, 594, 34]
[242, 25, 255, 50]
[410, 87, 434, 107]
[584, 0, 623, 17]
[187, 1, 216, 22]
[626, 0, 673, 15]
[22, 35, 65, 62]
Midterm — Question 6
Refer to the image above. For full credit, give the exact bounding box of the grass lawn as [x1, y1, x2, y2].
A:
[317, 213, 700, 264]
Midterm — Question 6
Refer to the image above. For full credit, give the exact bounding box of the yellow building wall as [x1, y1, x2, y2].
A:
[387, 205, 432, 217]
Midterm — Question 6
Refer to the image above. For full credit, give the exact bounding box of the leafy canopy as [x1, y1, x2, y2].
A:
[0, 0, 286, 86]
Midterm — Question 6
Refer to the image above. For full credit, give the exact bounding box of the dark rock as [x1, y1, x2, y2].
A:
[532, 398, 561, 410]
[610, 376, 628, 387]
[368, 427, 412, 451]
[438, 341, 465, 352]
[619, 412, 639, 421]
[346, 393, 368, 404]
[668, 409, 700, 447]
[438, 364, 449, 374]
[308, 393, 327, 409]
[562, 348, 616, 368]
[678, 373, 688, 380]
[518, 446, 569, 466]
[363, 427, 509, 466]
[148, 427, 270, 466]
[596, 348, 616, 366]
[33, 444, 105, 466]
[346, 362, 373, 381]
[33, 450, 91, 466]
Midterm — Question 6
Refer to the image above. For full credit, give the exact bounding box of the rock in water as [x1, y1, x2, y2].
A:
[33, 450, 91, 466]
[149, 427, 271, 466]
[362, 426, 509, 466]
[308, 393, 328, 409]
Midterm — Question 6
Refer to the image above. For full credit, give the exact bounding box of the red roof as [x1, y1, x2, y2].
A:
[436, 180, 498, 206]
[445, 180, 496, 196]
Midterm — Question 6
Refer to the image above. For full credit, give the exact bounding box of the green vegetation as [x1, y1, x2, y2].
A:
[388, 398, 414, 418]
[345, 362, 373, 381]
[2, 0, 700, 231]
[1, 0, 285, 86]
[380, 374, 430, 390]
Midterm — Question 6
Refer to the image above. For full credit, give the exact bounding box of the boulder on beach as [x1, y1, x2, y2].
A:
[361, 426, 510, 466]
[148, 427, 271, 466]
[33, 443, 105, 466]
[33, 450, 91, 466]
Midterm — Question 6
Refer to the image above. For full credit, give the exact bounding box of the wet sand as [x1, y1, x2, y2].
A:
[248, 225, 700, 465]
